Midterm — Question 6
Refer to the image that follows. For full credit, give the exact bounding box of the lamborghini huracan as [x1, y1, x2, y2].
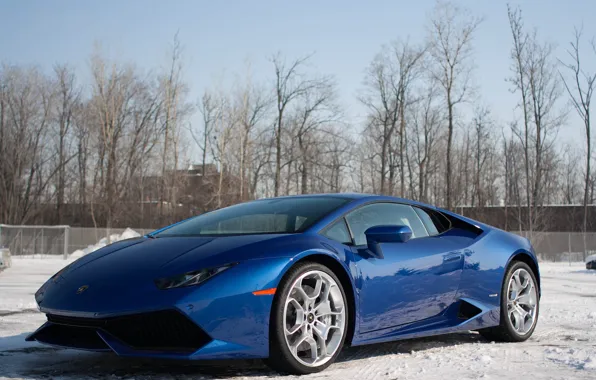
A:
[28, 194, 540, 374]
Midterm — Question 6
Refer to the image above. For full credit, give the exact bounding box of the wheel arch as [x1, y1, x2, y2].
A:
[507, 250, 541, 295]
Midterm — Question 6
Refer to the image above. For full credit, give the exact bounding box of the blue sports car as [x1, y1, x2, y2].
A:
[28, 194, 540, 374]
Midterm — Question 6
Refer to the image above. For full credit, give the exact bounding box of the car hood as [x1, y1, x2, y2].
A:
[56, 234, 302, 286]
[36, 234, 338, 316]
[37, 233, 318, 314]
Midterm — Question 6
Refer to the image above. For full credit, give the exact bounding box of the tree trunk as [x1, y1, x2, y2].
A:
[274, 112, 282, 197]
[446, 91, 454, 210]
[399, 89, 406, 197]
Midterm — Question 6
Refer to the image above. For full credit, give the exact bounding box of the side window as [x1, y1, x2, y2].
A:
[322, 219, 352, 245]
[345, 203, 428, 246]
[413, 207, 450, 235]
[413, 208, 439, 236]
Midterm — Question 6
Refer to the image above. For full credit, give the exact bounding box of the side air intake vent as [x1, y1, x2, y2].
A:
[457, 300, 482, 320]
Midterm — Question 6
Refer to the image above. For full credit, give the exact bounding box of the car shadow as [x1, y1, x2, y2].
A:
[338, 332, 484, 363]
[0, 332, 486, 379]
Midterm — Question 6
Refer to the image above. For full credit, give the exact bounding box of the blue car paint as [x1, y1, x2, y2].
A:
[28, 193, 540, 360]
[353, 233, 466, 332]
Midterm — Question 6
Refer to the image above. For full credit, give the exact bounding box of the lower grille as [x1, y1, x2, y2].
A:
[47, 309, 211, 353]
[32, 323, 110, 350]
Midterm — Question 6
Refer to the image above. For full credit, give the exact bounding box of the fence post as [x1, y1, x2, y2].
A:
[568, 232, 571, 266]
[63, 226, 70, 260]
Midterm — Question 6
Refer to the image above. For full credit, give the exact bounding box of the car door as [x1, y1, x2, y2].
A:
[345, 202, 464, 332]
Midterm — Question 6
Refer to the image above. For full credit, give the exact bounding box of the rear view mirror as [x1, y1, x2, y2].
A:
[364, 225, 413, 258]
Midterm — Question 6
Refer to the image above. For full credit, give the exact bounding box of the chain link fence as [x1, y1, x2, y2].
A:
[517, 231, 596, 262]
[68, 227, 152, 253]
[1, 224, 595, 261]
[0, 225, 70, 257]
[0, 225, 152, 257]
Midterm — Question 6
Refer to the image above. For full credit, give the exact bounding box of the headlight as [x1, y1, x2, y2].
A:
[154, 264, 235, 290]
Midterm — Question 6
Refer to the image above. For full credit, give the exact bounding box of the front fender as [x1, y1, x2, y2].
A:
[179, 256, 291, 359]
[182, 238, 359, 359]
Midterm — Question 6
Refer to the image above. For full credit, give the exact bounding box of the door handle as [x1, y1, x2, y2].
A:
[444, 252, 463, 262]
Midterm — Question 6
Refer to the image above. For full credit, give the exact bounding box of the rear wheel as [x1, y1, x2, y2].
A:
[479, 261, 539, 342]
[265, 262, 348, 374]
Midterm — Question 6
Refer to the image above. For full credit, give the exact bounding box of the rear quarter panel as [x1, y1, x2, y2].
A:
[457, 228, 538, 308]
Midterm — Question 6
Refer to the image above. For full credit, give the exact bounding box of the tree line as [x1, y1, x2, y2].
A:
[0, 2, 594, 238]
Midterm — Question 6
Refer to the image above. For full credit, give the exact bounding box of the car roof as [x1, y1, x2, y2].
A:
[258, 192, 424, 205]
[257, 193, 389, 201]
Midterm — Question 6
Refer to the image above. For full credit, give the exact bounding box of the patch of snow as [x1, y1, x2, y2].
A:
[70, 228, 141, 258]
[479, 355, 492, 364]
[0, 261, 595, 379]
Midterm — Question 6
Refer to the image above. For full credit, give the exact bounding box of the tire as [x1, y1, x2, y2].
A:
[479, 261, 539, 342]
[264, 261, 349, 375]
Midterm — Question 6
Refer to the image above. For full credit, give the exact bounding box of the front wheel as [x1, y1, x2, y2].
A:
[265, 262, 348, 374]
[479, 261, 539, 342]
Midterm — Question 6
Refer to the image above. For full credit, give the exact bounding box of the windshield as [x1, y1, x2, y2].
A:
[154, 197, 350, 237]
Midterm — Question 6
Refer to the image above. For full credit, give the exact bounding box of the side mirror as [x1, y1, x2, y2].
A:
[364, 225, 413, 259]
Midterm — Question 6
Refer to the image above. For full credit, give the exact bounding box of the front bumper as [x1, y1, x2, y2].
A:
[29, 257, 292, 360]
[26, 309, 213, 357]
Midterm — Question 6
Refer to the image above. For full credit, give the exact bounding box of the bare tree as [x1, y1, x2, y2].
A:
[359, 52, 399, 194]
[52, 64, 80, 223]
[508, 5, 565, 238]
[393, 41, 426, 196]
[410, 85, 442, 202]
[271, 53, 319, 196]
[427, 1, 482, 209]
[290, 76, 339, 194]
[159, 34, 192, 221]
[234, 68, 270, 200]
[0, 65, 57, 224]
[193, 91, 219, 176]
[471, 107, 494, 207]
[559, 26, 595, 258]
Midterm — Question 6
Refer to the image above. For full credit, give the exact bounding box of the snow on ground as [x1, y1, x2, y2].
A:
[70, 228, 140, 258]
[0, 259, 595, 380]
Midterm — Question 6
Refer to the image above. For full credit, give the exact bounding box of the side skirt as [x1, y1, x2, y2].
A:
[351, 298, 500, 346]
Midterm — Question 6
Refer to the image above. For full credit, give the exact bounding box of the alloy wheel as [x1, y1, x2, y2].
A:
[506, 268, 538, 335]
[282, 270, 346, 367]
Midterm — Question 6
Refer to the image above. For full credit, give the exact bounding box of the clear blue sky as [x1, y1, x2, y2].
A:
[2, 0, 594, 148]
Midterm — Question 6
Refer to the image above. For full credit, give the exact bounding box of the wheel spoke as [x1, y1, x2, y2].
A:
[519, 272, 530, 290]
[292, 285, 310, 303]
[313, 319, 329, 341]
[517, 291, 534, 306]
[319, 338, 328, 358]
[310, 275, 323, 299]
[290, 328, 308, 356]
[512, 272, 522, 292]
[515, 308, 526, 332]
[285, 298, 305, 335]
[313, 327, 329, 358]
[306, 336, 318, 361]
[320, 281, 332, 303]
[316, 303, 343, 317]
